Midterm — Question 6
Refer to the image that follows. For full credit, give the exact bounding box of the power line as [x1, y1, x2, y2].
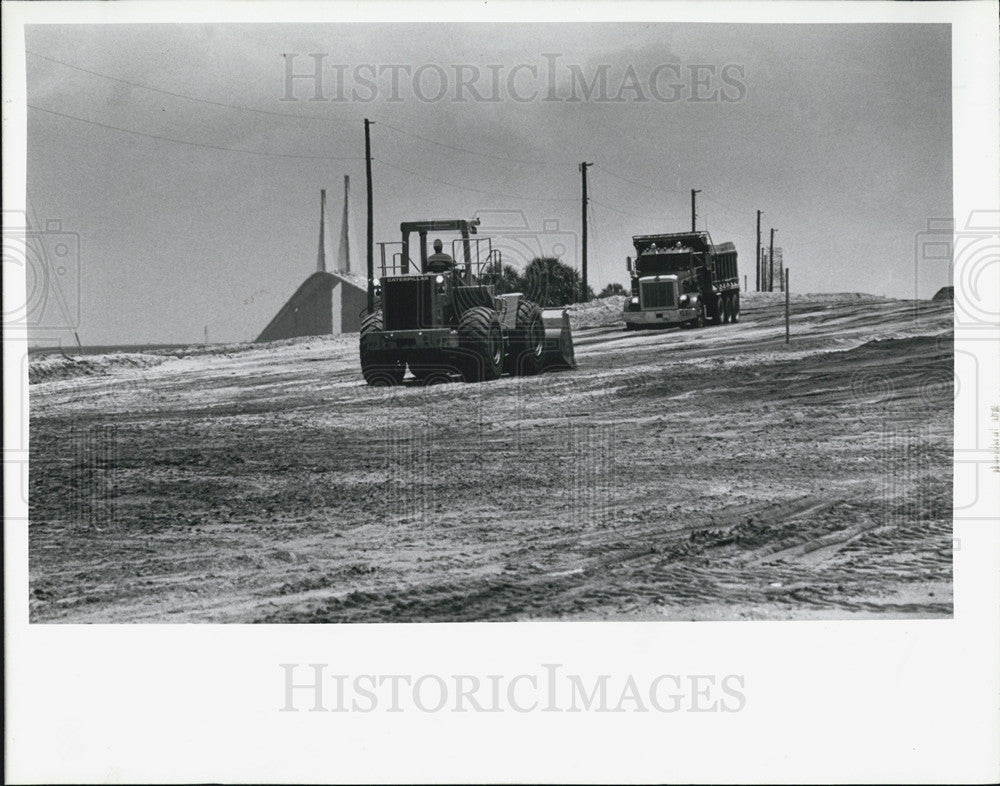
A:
[594, 164, 746, 227]
[590, 198, 666, 223]
[28, 104, 363, 161]
[29, 100, 574, 199]
[378, 121, 573, 167]
[593, 163, 684, 196]
[702, 192, 742, 221]
[28, 49, 578, 169]
[28, 49, 757, 226]
[27, 49, 753, 207]
[30, 50, 599, 171]
[589, 199, 631, 217]
[26, 49, 356, 125]
[374, 157, 577, 203]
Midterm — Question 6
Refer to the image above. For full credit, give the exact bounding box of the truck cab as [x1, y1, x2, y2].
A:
[623, 231, 739, 330]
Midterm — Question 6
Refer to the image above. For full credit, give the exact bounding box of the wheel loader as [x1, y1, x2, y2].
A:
[360, 218, 575, 385]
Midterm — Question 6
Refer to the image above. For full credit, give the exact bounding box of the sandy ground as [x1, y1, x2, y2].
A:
[28, 292, 953, 622]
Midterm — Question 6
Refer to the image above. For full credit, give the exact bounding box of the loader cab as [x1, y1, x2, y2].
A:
[402, 220, 477, 284]
[375, 218, 495, 284]
[372, 218, 504, 331]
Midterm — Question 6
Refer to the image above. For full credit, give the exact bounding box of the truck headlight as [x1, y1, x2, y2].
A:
[679, 295, 689, 306]
[630, 296, 639, 305]
[435, 275, 445, 284]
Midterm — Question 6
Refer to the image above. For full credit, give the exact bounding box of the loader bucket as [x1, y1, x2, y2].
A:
[540, 308, 576, 370]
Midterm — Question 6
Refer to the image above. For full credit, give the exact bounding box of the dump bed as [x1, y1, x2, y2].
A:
[633, 231, 713, 256]
[633, 232, 733, 258]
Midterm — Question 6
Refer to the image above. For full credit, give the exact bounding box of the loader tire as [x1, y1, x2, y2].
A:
[509, 300, 545, 376]
[360, 310, 405, 386]
[458, 306, 504, 383]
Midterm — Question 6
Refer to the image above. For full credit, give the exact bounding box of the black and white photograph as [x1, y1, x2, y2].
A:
[4, 0, 999, 783]
[21, 19, 959, 624]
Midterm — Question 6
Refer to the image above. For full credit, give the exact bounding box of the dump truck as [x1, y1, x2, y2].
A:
[623, 231, 740, 330]
[360, 218, 575, 385]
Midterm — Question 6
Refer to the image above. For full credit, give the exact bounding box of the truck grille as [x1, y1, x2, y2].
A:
[383, 277, 434, 330]
[640, 280, 675, 309]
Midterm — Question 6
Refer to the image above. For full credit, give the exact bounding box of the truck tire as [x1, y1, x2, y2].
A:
[731, 292, 741, 323]
[510, 300, 545, 376]
[695, 305, 707, 328]
[360, 310, 405, 385]
[458, 306, 504, 383]
[712, 297, 726, 325]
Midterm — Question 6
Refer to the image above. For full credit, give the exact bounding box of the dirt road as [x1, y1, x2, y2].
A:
[28, 293, 953, 622]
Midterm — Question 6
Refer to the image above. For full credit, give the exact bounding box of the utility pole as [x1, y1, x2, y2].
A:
[755, 210, 763, 292]
[364, 118, 374, 313]
[580, 161, 593, 302]
[691, 189, 701, 232]
[785, 268, 790, 343]
[769, 227, 777, 292]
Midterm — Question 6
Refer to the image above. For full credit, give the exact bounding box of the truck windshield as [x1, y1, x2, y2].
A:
[636, 251, 692, 276]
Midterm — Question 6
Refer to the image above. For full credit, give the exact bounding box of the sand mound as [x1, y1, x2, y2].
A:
[564, 292, 904, 331]
[28, 334, 359, 385]
[28, 353, 169, 384]
[153, 334, 353, 360]
[567, 295, 628, 328]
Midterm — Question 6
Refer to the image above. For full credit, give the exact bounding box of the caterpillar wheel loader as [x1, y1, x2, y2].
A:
[360, 218, 575, 385]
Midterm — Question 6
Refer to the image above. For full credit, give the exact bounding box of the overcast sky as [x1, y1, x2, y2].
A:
[25, 23, 951, 345]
